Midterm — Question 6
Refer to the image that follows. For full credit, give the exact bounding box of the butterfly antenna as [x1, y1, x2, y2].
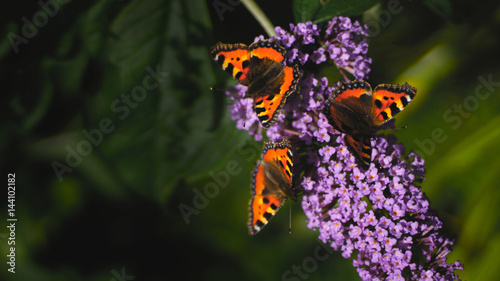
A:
[289, 201, 292, 234]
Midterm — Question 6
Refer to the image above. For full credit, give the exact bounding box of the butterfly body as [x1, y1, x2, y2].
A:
[246, 60, 286, 97]
[248, 140, 295, 235]
[324, 80, 416, 169]
[210, 40, 302, 128]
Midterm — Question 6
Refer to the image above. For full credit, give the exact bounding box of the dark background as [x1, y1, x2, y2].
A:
[1, 0, 500, 280]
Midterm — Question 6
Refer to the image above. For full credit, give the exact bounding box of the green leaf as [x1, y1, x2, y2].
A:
[75, 0, 244, 201]
[294, 0, 379, 23]
[293, 0, 323, 23]
[423, 0, 454, 22]
[315, 0, 380, 23]
[425, 114, 500, 197]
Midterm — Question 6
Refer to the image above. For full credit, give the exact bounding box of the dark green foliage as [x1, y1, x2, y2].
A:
[1, 0, 499, 280]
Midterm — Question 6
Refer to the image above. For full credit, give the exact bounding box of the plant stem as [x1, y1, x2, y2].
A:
[338, 67, 350, 82]
[241, 0, 276, 37]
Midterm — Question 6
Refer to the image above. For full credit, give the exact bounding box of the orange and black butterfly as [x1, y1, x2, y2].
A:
[248, 139, 296, 235]
[210, 40, 302, 128]
[323, 80, 417, 169]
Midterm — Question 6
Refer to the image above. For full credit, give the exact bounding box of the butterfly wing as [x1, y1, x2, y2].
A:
[252, 64, 301, 127]
[371, 82, 417, 126]
[248, 140, 294, 235]
[211, 40, 302, 128]
[345, 135, 372, 169]
[249, 40, 286, 63]
[323, 80, 373, 135]
[248, 41, 302, 128]
[323, 80, 374, 168]
[248, 195, 286, 235]
[261, 139, 294, 184]
[210, 42, 251, 85]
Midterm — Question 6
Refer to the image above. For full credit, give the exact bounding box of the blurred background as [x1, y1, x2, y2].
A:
[1, 0, 500, 280]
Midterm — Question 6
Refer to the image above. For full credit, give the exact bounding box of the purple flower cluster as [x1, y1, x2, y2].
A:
[226, 84, 264, 141]
[226, 17, 371, 141]
[220, 16, 463, 280]
[302, 131, 463, 280]
[274, 18, 371, 79]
